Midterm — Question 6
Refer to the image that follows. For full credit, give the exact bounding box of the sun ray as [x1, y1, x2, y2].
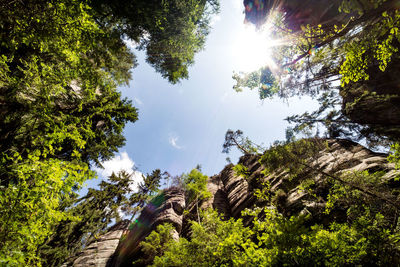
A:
[232, 10, 291, 73]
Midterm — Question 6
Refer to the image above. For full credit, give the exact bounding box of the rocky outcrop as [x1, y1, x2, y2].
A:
[341, 58, 400, 125]
[203, 139, 399, 224]
[111, 187, 185, 266]
[244, 0, 351, 30]
[63, 139, 399, 266]
[63, 220, 130, 267]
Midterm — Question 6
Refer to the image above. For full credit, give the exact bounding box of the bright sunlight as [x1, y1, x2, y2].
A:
[232, 23, 278, 72]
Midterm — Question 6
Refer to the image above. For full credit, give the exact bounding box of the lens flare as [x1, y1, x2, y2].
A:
[232, 22, 283, 72]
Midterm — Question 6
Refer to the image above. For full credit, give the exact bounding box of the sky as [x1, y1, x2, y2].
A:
[89, 0, 319, 191]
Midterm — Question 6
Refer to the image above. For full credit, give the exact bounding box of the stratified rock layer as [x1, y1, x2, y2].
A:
[341, 57, 400, 141]
[63, 220, 129, 267]
[204, 139, 398, 223]
[111, 187, 185, 266]
[63, 139, 399, 266]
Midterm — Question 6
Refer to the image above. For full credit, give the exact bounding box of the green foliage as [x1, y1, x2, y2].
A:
[340, 10, 400, 86]
[259, 139, 325, 179]
[285, 90, 394, 147]
[253, 180, 271, 202]
[232, 67, 279, 99]
[232, 163, 249, 179]
[37, 169, 165, 266]
[182, 169, 211, 204]
[38, 170, 139, 266]
[0, 0, 138, 167]
[151, 210, 252, 267]
[0, 0, 219, 263]
[90, 0, 220, 83]
[0, 1, 139, 264]
[222, 129, 264, 155]
[0, 155, 92, 266]
[234, 0, 400, 145]
[235, 0, 399, 97]
[128, 169, 166, 217]
[150, 206, 399, 266]
[322, 169, 400, 264]
[389, 143, 400, 170]
[139, 223, 176, 265]
[139, 139, 400, 266]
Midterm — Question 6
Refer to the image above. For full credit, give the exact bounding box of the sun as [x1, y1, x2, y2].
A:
[232, 23, 279, 72]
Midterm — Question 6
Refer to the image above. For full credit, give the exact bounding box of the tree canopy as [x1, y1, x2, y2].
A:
[235, 0, 400, 145]
[0, 0, 219, 264]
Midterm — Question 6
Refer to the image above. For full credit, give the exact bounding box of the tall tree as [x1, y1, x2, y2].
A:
[38, 171, 134, 267]
[38, 169, 164, 266]
[235, 0, 400, 144]
[89, 0, 220, 83]
[222, 129, 264, 155]
[0, 0, 219, 264]
[128, 169, 166, 218]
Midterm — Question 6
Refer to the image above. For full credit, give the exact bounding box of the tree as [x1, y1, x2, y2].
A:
[284, 91, 395, 148]
[38, 170, 136, 266]
[181, 168, 211, 222]
[259, 138, 400, 209]
[149, 207, 400, 266]
[0, 1, 138, 264]
[38, 169, 165, 266]
[0, 0, 219, 264]
[146, 138, 400, 265]
[88, 0, 220, 83]
[128, 169, 167, 218]
[222, 129, 264, 155]
[137, 223, 176, 266]
[238, 0, 400, 96]
[235, 0, 400, 144]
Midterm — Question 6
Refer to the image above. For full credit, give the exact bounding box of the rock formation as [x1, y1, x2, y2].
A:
[203, 139, 398, 224]
[62, 220, 130, 267]
[111, 187, 185, 267]
[63, 139, 399, 266]
[341, 57, 400, 141]
[243, 0, 352, 30]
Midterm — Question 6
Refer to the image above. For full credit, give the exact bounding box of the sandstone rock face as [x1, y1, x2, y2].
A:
[63, 139, 399, 266]
[341, 57, 400, 141]
[272, 139, 398, 220]
[203, 139, 398, 224]
[63, 220, 129, 267]
[111, 187, 185, 266]
[153, 187, 185, 236]
[244, 0, 351, 30]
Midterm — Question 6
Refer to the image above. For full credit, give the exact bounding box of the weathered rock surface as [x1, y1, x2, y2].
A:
[111, 187, 185, 266]
[63, 139, 399, 266]
[62, 220, 130, 267]
[341, 56, 400, 141]
[203, 139, 399, 224]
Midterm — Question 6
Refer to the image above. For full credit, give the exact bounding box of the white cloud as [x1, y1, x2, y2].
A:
[98, 152, 134, 177]
[169, 135, 183, 149]
[134, 97, 143, 105]
[123, 39, 138, 50]
[94, 152, 144, 192]
[210, 15, 221, 26]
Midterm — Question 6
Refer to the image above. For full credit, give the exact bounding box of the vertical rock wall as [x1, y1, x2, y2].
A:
[62, 139, 399, 266]
[62, 220, 130, 267]
[203, 139, 399, 223]
[111, 187, 185, 267]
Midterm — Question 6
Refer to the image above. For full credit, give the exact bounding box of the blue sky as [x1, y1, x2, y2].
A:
[91, 0, 319, 191]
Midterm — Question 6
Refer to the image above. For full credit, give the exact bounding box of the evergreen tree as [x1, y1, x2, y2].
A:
[128, 169, 166, 218]
[222, 129, 264, 155]
[0, 0, 219, 264]
[38, 169, 164, 266]
[235, 0, 400, 144]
